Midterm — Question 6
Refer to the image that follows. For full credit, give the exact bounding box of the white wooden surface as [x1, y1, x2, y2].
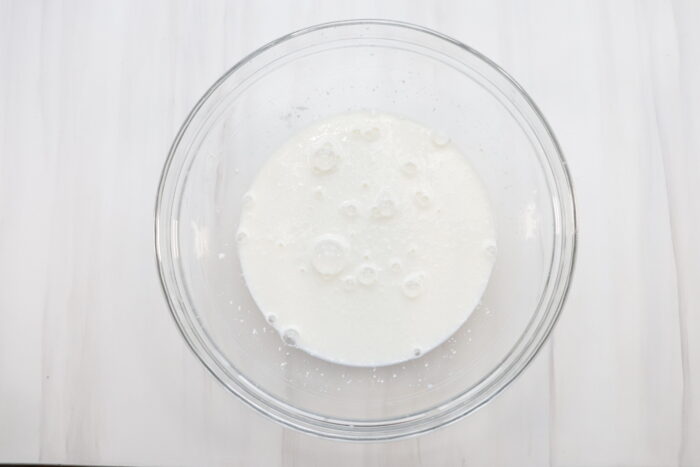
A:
[1, 1, 699, 466]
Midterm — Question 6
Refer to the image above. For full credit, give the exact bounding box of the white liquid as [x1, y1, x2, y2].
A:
[238, 111, 496, 367]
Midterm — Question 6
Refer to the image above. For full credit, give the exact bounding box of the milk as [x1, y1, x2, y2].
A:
[238, 111, 496, 367]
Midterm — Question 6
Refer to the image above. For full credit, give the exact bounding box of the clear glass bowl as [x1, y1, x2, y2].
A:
[155, 20, 576, 441]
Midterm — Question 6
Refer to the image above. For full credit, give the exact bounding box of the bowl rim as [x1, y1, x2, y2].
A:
[155, 18, 577, 441]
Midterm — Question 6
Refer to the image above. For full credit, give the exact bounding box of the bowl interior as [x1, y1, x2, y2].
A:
[157, 21, 574, 439]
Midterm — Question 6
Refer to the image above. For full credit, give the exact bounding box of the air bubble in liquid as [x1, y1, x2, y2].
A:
[283, 328, 300, 347]
[431, 130, 451, 147]
[236, 229, 248, 243]
[339, 200, 359, 218]
[311, 143, 339, 173]
[363, 127, 381, 142]
[401, 161, 418, 177]
[402, 272, 425, 299]
[357, 263, 379, 286]
[267, 314, 277, 324]
[414, 190, 431, 208]
[389, 258, 402, 272]
[242, 192, 254, 208]
[341, 275, 358, 291]
[371, 190, 398, 219]
[413, 348, 422, 357]
[483, 239, 497, 258]
[311, 234, 348, 276]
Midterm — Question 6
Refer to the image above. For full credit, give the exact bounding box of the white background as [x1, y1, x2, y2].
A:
[1, 1, 699, 466]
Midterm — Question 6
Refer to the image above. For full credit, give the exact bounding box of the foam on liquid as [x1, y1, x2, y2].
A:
[238, 111, 496, 367]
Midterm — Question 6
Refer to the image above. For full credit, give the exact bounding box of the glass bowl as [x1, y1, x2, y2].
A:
[155, 20, 576, 441]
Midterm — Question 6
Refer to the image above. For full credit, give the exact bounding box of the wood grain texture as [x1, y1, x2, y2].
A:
[0, 1, 697, 466]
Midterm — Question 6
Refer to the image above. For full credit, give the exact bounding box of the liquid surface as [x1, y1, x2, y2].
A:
[238, 111, 496, 367]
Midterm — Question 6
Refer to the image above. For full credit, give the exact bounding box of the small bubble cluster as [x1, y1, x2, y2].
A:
[351, 126, 383, 142]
